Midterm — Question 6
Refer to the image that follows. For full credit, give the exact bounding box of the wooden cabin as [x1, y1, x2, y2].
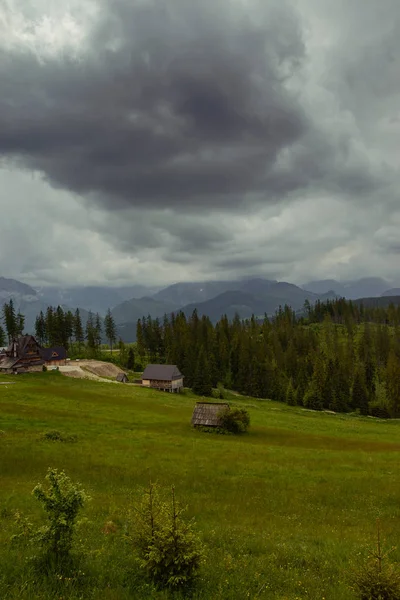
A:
[0, 335, 66, 373]
[141, 364, 184, 392]
[40, 346, 67, 366]
[191, 402, 230, 427]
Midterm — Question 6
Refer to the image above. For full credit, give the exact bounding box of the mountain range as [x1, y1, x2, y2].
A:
[1, 275, 400, 342]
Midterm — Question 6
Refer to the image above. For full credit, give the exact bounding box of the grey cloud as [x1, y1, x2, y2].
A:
[1, 0, 400, 289]
[0, 0, 311, 210]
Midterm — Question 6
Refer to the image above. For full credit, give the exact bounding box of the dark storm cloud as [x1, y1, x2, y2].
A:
[0, 0, 312, 209]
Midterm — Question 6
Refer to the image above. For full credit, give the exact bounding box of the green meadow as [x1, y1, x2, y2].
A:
[1, 372, 400, 599]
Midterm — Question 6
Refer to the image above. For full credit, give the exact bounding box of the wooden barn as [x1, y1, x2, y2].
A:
[0, 336, 66, 373]
[141, 364, 184, 392]
[191, 402, 230, 427]
[116, 372, 129, 383]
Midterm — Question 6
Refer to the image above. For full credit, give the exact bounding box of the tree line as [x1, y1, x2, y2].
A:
[1, 301, 118, 355]
[2, 295, 400, 417]
[136, 299, 400, 417]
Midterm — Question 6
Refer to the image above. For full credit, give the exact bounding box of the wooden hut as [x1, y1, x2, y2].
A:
[141, 364, 184, 392]
[116, 372, 129, 383]
[191, 402, 230, 427]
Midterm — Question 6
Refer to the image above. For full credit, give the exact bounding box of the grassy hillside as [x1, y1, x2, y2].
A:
[1, 373, 400, 599]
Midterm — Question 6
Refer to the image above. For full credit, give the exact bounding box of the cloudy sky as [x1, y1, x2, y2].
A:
[0, 0, 399, 288]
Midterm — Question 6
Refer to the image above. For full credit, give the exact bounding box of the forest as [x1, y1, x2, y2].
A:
[2, 297, 400, 418]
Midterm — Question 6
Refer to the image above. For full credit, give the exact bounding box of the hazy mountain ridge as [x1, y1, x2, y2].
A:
[1, 275, 400, 339]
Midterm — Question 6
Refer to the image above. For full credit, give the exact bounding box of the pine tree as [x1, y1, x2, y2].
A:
[126, 347, 135, 370]
[86, 311, 96, 354]
[95, 313, 102, 350]
[16, 311, 25, 336]
[385, 350, 400, 417]
[0, 325, 6, 347]
[2, 299, 18, 342]
[192, 347, 212, 397]
[74, 309, 84, 351]
[104, 308, 117, 353]
[351, 370, 369, 415]
[286, 379, 297, 406]
[136, 319, 146, 363]
[65, 311, 74, 350]
[35, 311, 47, 345]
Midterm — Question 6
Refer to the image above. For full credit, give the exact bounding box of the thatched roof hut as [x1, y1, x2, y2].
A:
[191, 402, 230, 427]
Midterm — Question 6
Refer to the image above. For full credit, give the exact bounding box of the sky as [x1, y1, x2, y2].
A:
[0, 0, 399, 288]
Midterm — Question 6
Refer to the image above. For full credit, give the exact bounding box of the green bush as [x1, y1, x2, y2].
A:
[32, 468, 89, 568]
[351, 521, 400, 599]
[131, 483, 204, 590]
[41, 430, 77, 443]
[218, 407, 250, 433]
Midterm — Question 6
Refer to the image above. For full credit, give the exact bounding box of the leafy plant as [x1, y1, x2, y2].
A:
[130, 482, 204, 590]
[351, 520, 400, 599]
[218, 407, 250, 433]
[32, 468, 89, 567]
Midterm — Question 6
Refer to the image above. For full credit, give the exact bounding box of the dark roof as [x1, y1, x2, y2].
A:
[116, 372, 129, 382]
[142, 364, 183, 381]
[40, 347, 67, 361]
[191, 402, 230, 427]
[7, 335, 41, 358]
[0, 357, 19, 370]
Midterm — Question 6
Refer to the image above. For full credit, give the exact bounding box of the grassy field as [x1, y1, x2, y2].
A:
[1, 372, 400, 599]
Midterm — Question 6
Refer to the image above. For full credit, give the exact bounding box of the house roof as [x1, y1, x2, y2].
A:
[7, 335, 41, 357]
[191, 402, 230, 427]
[0, 357, 20, 370]
[142, 364, 183, 381]
[40, 347, 67, 361]
[116, 372, 129, 382]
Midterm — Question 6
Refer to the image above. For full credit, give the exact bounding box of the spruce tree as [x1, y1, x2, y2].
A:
[0, 325, 6, 347]
[351, 370, 369, 415]
[126, 347, 135, 370]
[35, 311, 47, 345]
[2, 299, 18, 342]
[286, 379, 297, 406]
[104, 308, 117, 353]
[74, 309, 84, 351]
[192, 348, 212, 397]
[86, 311, 96, 354]
[385, 350, 400, 417]
[95, 313, 102, 350]
[16, 311, 25, 336]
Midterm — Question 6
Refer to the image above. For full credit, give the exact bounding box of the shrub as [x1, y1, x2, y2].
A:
[41, 430, 77, 443]
[32, 468, 89, 568]
[369, 404, 391, 419]
[351, 521, 400, 600]
[131, 483, 204, 590]
[42, 364, 47, 372]
[218, 407, 250, 433]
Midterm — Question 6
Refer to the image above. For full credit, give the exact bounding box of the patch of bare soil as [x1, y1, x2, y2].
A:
[58, 360, 126, 383]
[82, 361, 124, 378]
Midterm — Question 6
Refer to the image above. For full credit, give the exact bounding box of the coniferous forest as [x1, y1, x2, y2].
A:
[2, 297, 400, 418]
[135, 298, 400, 418]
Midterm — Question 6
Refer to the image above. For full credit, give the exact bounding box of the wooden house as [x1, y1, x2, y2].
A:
[191, 402, 230, 427]
[0, 335, 44, 373]
[116, 372, 129, 383]
[141, 364, 184, 392]
[0, 335, 66, 373]
[40, 346, 67, 367]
